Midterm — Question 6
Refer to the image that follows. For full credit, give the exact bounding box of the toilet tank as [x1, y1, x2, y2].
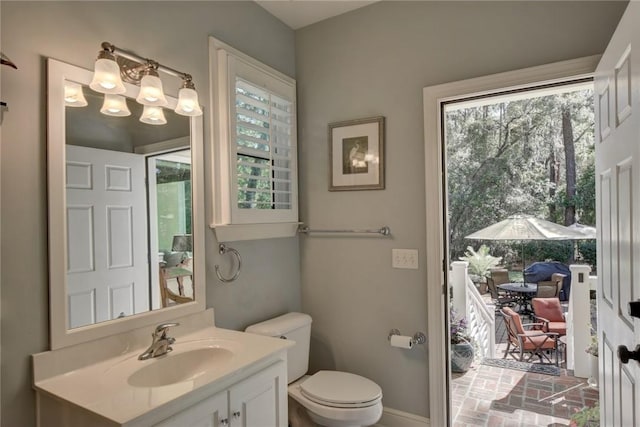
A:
[245, 312, 312, 383]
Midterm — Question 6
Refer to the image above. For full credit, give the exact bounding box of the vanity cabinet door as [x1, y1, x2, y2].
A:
[229, 361, 287, 427]
[154, 390, 228, 427]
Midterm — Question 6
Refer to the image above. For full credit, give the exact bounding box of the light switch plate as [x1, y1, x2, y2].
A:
[392, 249, 419, 269]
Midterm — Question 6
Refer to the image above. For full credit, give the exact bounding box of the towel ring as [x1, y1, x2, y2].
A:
[215, 244, 242, 283]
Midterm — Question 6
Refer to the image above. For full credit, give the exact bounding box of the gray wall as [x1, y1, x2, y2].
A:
[295, 1, 626, 417]
[0, 2, 299, 426]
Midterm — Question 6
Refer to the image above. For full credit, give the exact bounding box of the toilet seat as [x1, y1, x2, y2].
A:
[300, 371, 382, 408]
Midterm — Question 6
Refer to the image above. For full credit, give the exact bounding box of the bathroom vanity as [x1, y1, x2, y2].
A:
[33, 310, 292, 427]
[38, 55, 294, 427]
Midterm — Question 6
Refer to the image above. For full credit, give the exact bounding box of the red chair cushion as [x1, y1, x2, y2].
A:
[503, 307, 525, 333]
[521, 331, 557, 350]
[532, 297, 564, 322]
[546, 322, 567, 335]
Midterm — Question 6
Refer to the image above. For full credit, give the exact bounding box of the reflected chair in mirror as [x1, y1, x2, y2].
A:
[159, 264, 194, 308]
[531, 297, 567, 337]
[500, 307, 559, 365]
[486, 269, 517, 310]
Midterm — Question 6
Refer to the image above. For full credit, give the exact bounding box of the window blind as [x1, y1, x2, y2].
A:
[235, 77, 294, 211]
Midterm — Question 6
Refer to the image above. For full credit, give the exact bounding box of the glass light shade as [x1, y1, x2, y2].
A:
[100, 94, 131, 117]
[64, 82, 88, 107]
[175, 87, 203, 116]
[140, 105, 167, 125]
[89, 58, 126, 94]
[136, 74, 168, 106]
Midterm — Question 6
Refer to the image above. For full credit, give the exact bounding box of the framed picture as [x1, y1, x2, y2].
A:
[328, 116, 385, 191]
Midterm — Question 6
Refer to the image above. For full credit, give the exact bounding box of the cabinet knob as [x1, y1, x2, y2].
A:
[233, 411, 241, 419]
[618, 344, 640, 364]
[220, 418, 229, 426]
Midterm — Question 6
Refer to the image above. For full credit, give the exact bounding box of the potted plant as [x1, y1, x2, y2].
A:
[586, 334, 598, 387]
[450, 308, 474, 373]
[459, 245, 502, 293]
[570, 403, 599, 427]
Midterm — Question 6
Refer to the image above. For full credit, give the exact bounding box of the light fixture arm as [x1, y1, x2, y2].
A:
[102, 41, 192, 82]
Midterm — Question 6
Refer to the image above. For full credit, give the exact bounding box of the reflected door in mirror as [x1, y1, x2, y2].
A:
[66, 145, 149, 328]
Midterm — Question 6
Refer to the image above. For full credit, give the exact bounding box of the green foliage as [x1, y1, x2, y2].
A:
[578, 240, 597, 266]
[446, 89, 596, 266]
[529, 241, 573, 264]
[459, 245, 502, 282]
[570, 403, 599, 427]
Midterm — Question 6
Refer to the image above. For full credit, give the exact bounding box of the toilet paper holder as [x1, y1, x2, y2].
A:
[388, 329, 426, 345]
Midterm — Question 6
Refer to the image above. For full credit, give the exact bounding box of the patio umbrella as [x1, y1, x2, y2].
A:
[465, 214, 587, 275]
[567, 222, 597, 240]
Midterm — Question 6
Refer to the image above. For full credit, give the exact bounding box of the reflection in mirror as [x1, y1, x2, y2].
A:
[65, 85, 193, 329]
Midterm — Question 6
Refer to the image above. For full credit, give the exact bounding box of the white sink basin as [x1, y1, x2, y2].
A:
[103, 338, 242, 389]
[128, 347, 234, 388]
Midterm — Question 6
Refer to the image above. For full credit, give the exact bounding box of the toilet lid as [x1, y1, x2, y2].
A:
[300, 371, 382, 408]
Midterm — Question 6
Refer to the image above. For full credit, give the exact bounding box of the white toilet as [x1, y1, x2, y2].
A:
[245, 312, 383, 427]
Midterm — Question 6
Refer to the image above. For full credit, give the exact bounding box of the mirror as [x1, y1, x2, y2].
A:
[48, 59, 205, 349]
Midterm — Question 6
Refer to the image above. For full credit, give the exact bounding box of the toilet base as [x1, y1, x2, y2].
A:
[288, 377, 382, 427]
[289, 396, 318, 427]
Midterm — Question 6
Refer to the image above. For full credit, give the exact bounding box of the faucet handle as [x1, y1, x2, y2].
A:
[154, 322, 180, 337]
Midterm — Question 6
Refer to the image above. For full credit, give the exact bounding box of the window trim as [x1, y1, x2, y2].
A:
[209, 37, 299, 241]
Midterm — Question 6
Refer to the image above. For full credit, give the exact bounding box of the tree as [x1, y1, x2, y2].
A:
[446, 88, 595, 265]
[562, 104, 577, 226]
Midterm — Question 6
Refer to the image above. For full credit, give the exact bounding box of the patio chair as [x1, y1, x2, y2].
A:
[551, 273, 567, 299]
[531, 297, 567, 337]
[535, 281, 559, 298]
[487, 269, 517, 310]
[535, 273, 564, 297]
[500, 307, 559, 365]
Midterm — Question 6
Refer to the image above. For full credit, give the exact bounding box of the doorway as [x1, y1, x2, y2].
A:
[443, 81, 598, 426]
[423, 56, 602, 427]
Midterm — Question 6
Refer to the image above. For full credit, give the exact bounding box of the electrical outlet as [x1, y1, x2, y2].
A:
[392, 249, 419, 269]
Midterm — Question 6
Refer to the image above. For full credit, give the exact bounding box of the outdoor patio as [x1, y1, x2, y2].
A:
[450, 285, 599, 426]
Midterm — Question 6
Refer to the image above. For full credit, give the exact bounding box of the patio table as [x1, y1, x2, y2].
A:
[499, 282, 537, 294]
[499, 283, 538, 315]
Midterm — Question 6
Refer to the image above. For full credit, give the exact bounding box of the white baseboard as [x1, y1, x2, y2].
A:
[375, 407, 430, 427]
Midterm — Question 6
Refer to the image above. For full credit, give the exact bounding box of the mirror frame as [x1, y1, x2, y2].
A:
[47, 58, 205, 349]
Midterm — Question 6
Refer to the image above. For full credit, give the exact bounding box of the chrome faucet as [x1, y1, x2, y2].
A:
[138, 322, 180, 360]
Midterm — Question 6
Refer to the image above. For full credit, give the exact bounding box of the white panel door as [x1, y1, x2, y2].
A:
[66, 145, 148, 328]
[595, 2, 640, 425]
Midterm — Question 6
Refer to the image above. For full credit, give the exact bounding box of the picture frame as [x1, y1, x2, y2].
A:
[328, 116, 385, 191]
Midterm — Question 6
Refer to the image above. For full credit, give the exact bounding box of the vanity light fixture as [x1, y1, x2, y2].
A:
[175, 78, 203, 117]
[136, 64, 168, 107]
[140, 105, 167, 125]
[90, 41, 202, 122]
[64, 82, 88, 107]
[100, 94, 131, 117]
[89, 46, 126, 94]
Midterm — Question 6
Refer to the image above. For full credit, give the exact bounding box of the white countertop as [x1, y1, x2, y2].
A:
[34, 326, 292, 426]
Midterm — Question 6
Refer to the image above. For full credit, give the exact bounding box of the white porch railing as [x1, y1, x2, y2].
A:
[450, 261, 496, 359]
[566, 265, 595, 378]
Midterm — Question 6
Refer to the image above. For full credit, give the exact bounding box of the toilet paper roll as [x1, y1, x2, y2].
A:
[390, 334, 414, 349]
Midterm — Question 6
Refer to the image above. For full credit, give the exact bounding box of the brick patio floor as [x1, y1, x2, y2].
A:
[451, 296, 599, 426]
[451, 362, 599, 426]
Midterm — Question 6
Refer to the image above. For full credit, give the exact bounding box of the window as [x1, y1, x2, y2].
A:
[210, 37, 298, 241]
[235, 78, 294, 211]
